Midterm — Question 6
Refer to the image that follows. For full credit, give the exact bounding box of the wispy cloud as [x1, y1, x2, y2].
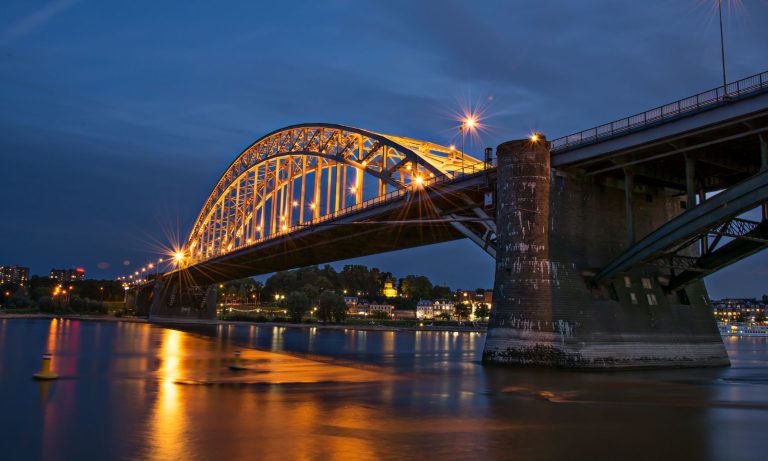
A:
[0, 0, 79, 46]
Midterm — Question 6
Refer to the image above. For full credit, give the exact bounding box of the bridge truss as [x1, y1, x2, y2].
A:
[594, 168, 768, 289]
[183, 123, 487, 265]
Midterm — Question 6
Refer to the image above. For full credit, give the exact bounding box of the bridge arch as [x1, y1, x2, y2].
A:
[183, 123, 484, 264]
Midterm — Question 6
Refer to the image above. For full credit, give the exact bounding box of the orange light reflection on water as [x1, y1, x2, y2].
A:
[146, 328, 189, 460]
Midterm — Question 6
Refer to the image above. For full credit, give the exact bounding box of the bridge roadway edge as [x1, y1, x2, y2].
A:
[482, 138, 729, 368]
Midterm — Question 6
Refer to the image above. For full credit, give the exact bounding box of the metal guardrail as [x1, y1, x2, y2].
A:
[551, 70, 768, 153]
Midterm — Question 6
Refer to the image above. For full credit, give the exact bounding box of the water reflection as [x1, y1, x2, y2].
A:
[1, 320, 767, 461]
[146, 328, 188, 460]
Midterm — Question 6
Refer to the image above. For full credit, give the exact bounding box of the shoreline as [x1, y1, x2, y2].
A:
[0, 313, 486, 333]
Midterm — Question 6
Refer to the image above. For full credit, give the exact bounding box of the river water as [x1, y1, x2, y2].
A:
[0, 318, 766, 461]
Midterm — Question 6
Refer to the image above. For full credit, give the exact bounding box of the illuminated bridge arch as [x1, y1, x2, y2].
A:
[184, 123, 485, 265]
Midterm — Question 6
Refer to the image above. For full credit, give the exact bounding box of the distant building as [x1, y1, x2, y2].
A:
[416, 299, 434, 319]
[50, 267, 85, 283]
[382, 279, 398, 298]
[344, 296, 358, 307]
[433, 299, 454, 318]
[712, 298, 766, 322]
[366, 303, 394, 316]
[0, 265, 29, 286]
[350, 301, 394, 317]
[416, 299, 454, 319]
[344, 296, 359, 314]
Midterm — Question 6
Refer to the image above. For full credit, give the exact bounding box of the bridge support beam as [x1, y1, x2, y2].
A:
[146, 275, 218, 321]
[483, 138, 729, 369]
[760, 133, 768, 219]
[624, 168, 635, 246]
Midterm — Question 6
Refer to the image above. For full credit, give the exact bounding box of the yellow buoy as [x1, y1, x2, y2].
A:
[33, 353, 59, 380]
[228, 351, 246, 371]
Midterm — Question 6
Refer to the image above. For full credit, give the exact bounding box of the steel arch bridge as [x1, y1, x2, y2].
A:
[182, 123, 487, 266]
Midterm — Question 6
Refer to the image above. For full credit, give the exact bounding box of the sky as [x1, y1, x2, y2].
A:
[1, 0, 767, 297]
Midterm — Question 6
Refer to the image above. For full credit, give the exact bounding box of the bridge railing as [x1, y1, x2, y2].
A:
[189, 162, 491, 265]
[551, 70, 768, 153]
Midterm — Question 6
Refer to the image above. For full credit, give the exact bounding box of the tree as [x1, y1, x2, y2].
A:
[398, 275, 433, 301]
[302, 283, 320, 305]
[4, 295, 32, 309]
[263, 270, 298, 301]
[285, 291, 310, 323]
[38, 296, 54, 313]
[69, 296, 85, 312]
[318, 291, 347, 323]
[431, 285, 452, 300]
[454, 302, 471, 320]
[474, 304, 490, 320]
[370, 310, 390, 320]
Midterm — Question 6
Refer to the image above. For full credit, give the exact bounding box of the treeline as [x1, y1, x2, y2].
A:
[0, 276, 125, 313]
[252, 264, 454, 310]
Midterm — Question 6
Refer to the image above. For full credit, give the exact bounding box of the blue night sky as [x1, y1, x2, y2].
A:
[1, 1, 767, 297]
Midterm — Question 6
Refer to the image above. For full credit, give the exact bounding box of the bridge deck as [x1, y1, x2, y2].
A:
[552, 71, 768, 168]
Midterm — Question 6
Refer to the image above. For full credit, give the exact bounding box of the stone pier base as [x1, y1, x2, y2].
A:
[482, 138, 729, 369]
[146, 276, 217, 320]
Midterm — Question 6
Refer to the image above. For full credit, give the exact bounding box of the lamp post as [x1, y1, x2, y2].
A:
[718, 0, 728, 96]
[460, 117, 476, 174]
[174, 251, 184, 309]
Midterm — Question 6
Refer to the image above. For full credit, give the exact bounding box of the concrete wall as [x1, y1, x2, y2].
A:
[483, 139, 729, 368]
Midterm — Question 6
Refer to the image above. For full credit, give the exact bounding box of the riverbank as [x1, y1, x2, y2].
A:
[0, 312, 148, 323]
[0, 313, 486, 333]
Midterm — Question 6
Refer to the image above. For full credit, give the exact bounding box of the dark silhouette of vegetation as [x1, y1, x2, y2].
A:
[318, 291, 347, 323]
[369, 310, 390, 320]
[474, 304, 490, 319]
[454, 302, 472, 320]
[285, 291, 310, 323]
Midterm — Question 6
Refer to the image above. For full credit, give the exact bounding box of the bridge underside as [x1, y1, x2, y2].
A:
[145, 172, 495, 319]
[183, 172, 492, 284]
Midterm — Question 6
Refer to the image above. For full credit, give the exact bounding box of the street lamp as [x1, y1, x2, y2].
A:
[460, 116, 477, 174]
[717, 0, 728, 96]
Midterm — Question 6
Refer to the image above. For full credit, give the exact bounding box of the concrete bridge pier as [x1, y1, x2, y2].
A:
[145, 276, 218, 321]
[483, 138, 729, 368]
